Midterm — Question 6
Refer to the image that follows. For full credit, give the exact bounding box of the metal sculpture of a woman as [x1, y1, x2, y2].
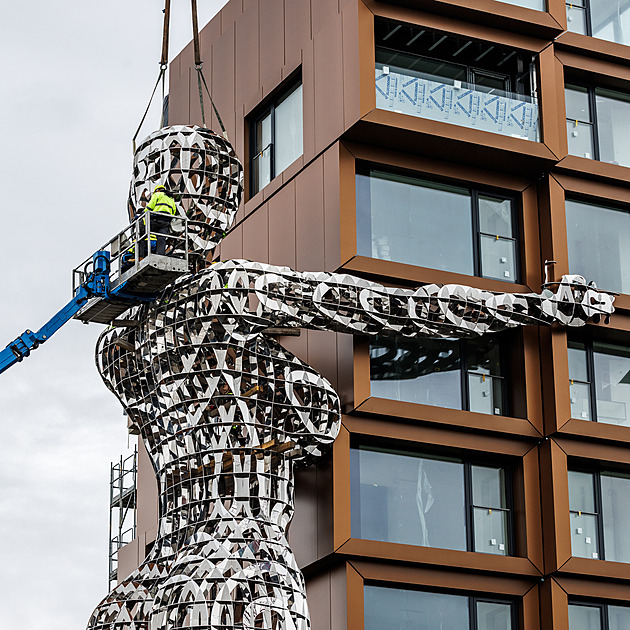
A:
[87, 125, 614, 630]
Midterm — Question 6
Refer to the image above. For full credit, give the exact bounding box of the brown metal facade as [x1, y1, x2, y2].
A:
[118, 0, 630, 627]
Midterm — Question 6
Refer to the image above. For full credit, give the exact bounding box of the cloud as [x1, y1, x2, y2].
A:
[0, 1, 228, 627]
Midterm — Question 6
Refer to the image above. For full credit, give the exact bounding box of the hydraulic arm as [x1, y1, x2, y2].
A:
[0, 252, 112, 376]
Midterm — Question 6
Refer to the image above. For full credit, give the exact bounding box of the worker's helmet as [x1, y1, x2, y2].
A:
[129, 126, 244, 263]
[154, 184, 166, 192]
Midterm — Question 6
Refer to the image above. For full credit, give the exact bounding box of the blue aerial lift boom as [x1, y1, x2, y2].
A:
[0, 212, 189, 376]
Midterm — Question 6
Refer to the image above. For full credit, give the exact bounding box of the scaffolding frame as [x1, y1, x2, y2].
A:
[108, 448, 138, 588]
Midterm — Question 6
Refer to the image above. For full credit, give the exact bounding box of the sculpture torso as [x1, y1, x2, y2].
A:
[89, 261, 340, 630]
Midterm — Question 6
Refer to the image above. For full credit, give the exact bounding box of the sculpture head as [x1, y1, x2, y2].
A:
[129, 125, 243, 262]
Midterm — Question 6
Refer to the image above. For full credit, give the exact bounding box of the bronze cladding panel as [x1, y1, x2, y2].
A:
[268, 179, 297, 269]
[136, 438, 158, 539]
[295, 157, 326, 272]
[313, 14, 345, 155]
[540, 439, 571, 574]
[259, 0, 284, 98]
[365, 0, 564, 39]
[242, 202, 269, 264]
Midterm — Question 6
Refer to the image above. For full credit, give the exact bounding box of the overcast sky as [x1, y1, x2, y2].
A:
[0, 1, 228, 627]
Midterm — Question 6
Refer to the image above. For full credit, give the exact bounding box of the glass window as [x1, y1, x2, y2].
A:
[565, 84, 630, 167]
[357, 168, 519, 282]
[351, 446, 512, 555]
[569, 604, 602, 630]
[374, 23, 539, 142]
[274, 84, 303, 175]
[568, 470, 600, 559]
[370, 335, 506, 416]
[364, 585, 515, 630]
[250, 81, 302, 195]
[566, 85, 594, 160]
[472, 466, 510, 555]
[568, 469, 630, 562]
[570, 602, 630, 630]
[497, 0, 545, 8]
[567, 0, 630, 47]
[566, 198, 630, 294]
[595, 89, 630, 167]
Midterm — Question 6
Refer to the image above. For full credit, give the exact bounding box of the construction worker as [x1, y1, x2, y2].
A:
[139, 184, 178, 256]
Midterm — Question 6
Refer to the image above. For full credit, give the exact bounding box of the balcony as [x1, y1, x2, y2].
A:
[374, 21, 540, 143]
[375, 64, 539, 142]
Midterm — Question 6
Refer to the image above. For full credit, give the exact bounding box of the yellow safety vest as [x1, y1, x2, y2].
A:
[146, 191, 177, 215]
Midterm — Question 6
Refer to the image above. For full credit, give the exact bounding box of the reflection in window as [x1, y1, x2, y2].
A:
[370, 335, 506, 416]
[565, 84, 630, 168]
[568, 338, 630, 426]
[566, 198, 630, 294]
[567, 0, 630, 47]
[570, 602, 630, 630]
[569, 469, 630, 562]
[250, 81, 303, 195]
[498, 0, 545, 8]
[364, 585, 515, 630]
[351, 446, 511, 555]
[357, 169, 519, 282]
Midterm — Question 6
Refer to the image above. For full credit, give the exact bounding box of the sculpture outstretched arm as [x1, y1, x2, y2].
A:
[252, 267, 615, 338]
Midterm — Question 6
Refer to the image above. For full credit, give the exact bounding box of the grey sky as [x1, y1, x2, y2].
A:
[0, 1, 227, 627]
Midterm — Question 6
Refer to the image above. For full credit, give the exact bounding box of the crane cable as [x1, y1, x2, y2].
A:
[191, 0, 228, 139]
[132, 0, 228, 153]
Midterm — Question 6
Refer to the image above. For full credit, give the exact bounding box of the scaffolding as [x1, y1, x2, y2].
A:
[108, 448, 137, 588]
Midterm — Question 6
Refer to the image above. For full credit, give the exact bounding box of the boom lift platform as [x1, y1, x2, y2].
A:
[0, 213, 189, 376]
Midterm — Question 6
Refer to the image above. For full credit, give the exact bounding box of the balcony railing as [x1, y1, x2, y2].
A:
[375, 64, 540, 142]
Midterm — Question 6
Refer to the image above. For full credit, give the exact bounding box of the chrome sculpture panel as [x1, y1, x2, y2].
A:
[88, 125, 614, 630]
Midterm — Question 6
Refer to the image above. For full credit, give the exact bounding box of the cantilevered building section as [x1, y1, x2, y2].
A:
[117, 1, 630, 628]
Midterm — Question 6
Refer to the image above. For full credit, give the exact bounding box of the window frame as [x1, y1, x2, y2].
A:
[567, 466, 630, 562]
[568, 467, 606, 561]
[363, 582, 519, 630]
[369, 334, 511, 417]
[569, 599, 630, 630]
[568, 334, 630, 425]
[356, 164, 521, 284]
[351, 443, 516, 556]
[248, 77, 302, 197]
[565, 83, 600, 161]
[565, 82, 630, 166]
[566, 0, 630, 44]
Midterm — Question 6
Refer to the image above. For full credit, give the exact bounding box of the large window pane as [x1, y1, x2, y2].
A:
[468, 337, 505, 415]
[497, 0, 545, 9]
[472, 466, 509, 555]
[568, 341, 591, 421]
[274, 83, 303, 174]
[593, 342, 630, 427]
[370, 336, 462, 409]
[567, 3, 588, 35]
[567, 120, 595, 159]
[590, 0, 630, 46]
[569, 471, 599, 559]
[253, 113, 272, 192]
[569, 604, 602, 630]
[566, 199, 630, 294]
[566, 86, 592, 122]
[351, 448, 467, 551]
[357, 171, 474, 275]
[609, 605, 630, 630]
[595, 88, 630, 168]
[477, 601, 513, 630]
[601, 472, 630, 563]
[364, 586, 469, 630]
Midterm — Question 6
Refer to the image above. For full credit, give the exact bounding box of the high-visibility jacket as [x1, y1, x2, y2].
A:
[146, 191, 177, 216]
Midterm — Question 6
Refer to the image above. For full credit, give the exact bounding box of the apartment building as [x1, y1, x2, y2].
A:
[118, 1, 630, 628]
